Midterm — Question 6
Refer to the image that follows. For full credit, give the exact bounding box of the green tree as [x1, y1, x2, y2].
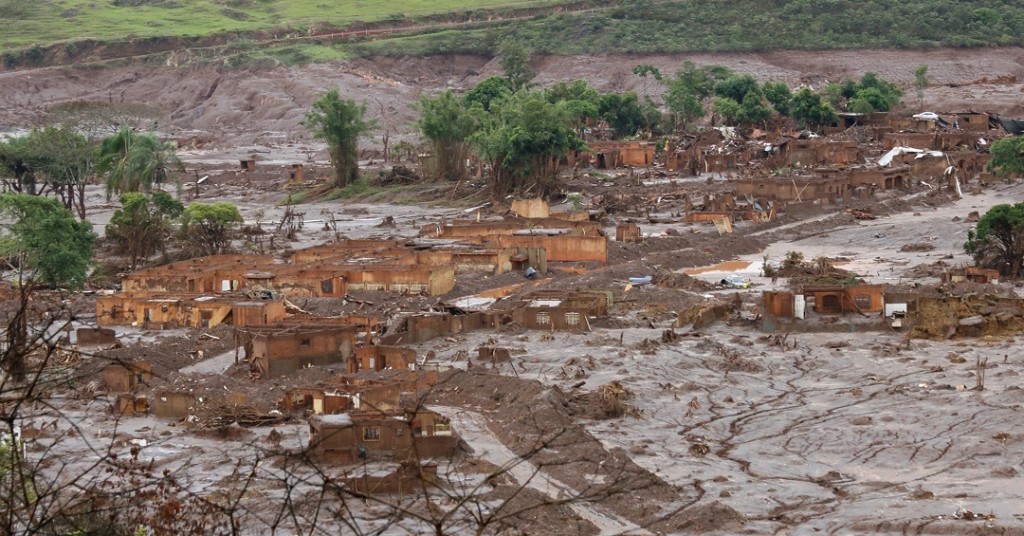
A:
[714, 74, 761, 103]
[632, 64, 662, 97]
[0, 194, 95, 289]
[303, 89, 377, 189]
[964, 203, 1024, 276]
[30, 127, 96, 219]
[106, 191, 183, 270]
[545, 80, 601, 137]
[790, 88, 838, 128]
[738, 91, 772, 125]
[663, 62, 732, 130]
[464, 76, 513, 112]
[914, 64, 929, 109]
[0, 134, 45, 195]
[762, 81, 792, 116]
[499, 39, 534, 91]
[663, 89, 704, 131]
[181, 202, 243, 257]
[987, 136, 1024, 176]
[417, 90, 480, 181]
[847, 87, 888, 114]
[96, 128, 183, 199]
[470, 90, 585, 198]
[712, 96, 742, 125]
[598, 92, 645, 138]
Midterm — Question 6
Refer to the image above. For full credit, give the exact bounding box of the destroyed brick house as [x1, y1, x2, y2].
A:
[510, 290, 610, 331]
[308, 409, 458, 464]
[96, 293, 287, 329]
[944, 267, 1000, 284]
[281, 369, 441, 415]
[735, 166, 912, 203]
[100, 359, 153, 393]
[240, 324, 361, 378]
[761, 284, 888, 332]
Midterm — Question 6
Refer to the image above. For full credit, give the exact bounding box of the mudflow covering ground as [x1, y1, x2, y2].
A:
[3, 48, 1024, 534]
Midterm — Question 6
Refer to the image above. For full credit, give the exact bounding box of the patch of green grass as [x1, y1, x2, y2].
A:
[276, 191, 307, 205]
[0, 0, 568, 51]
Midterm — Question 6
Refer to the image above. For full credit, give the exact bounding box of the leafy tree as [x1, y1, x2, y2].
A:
[96, 128, 183, 199]
[838, 72, 903, 112]
[417, 90, 480, 181]
[762, 81, 793, 116]
[0, 134, 44, 195]
[914, 64, 929, 109]
[0, 128, 96, 214]
[712, 96, 742, 125]
[464, 76, 513, 112]
[470, 90, 585, 198]
[987, 136, 1024, 176]
[847, 88, 877, 114]
[598, 92, 645, 138]
[964, 203, 1024, 276]
[106, 192, 183, 270]
[499, 39, 534, 91]
[31, 127, 96, 219]
[738, 91, 772, 125]
[790, 88, 838, 128]
[181, 202, 243, 257]
[303, 89, 377, 189]
[663, 89, 704, 131]
[663, 62, 732, 130]
[714, 74, 761, 103]
[0, 194, 95, 289]
[545, 79, 601, 131]
[632, 64, 662, 97]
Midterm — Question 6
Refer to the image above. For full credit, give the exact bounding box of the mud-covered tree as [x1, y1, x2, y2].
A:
[97, 128, 183, 199]
[986, 136, 1024, 177]
[181, 201, 243, 256]
[470, 91, 585, 198]
[43, 100, 161, 139]
[107, 191, 184, 270]
[303, 89, 377, 189]
[416, 90, 480, 181]
[965, 203, 1024, 277]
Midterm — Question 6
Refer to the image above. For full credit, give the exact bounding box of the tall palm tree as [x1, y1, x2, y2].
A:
[97, 128, 183, 199]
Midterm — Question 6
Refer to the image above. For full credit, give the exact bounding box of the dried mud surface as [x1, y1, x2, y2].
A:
[2, 48, 1024, 151]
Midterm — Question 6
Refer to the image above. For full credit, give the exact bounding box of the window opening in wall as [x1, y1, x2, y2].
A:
[536, 312, 550, 325]
[565, 312, 581, 326]
[363, 426, 380, 441]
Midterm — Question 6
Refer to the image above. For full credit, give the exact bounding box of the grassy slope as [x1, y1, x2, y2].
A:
[353, 0, 1024, 56]
[3, 0, 1024, 65]
[0, 0, 565, 49]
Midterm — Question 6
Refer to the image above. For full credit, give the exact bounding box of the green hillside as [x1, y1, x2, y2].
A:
[0, 0, 567, 49]
[356, 0, 1024, 56]
[3, 0, 1024, 69]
